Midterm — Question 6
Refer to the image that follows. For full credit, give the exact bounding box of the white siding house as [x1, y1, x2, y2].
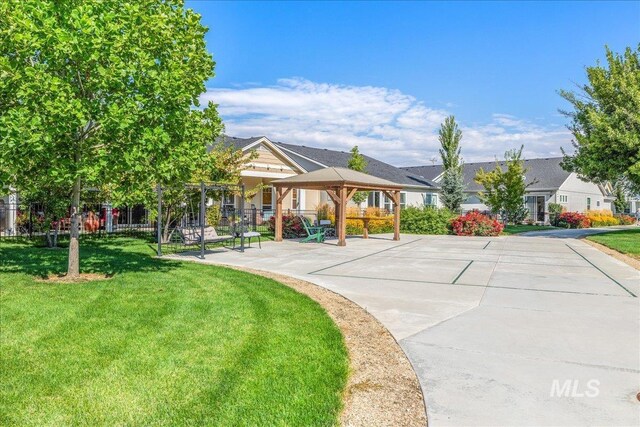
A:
[403, 158, 614, 224]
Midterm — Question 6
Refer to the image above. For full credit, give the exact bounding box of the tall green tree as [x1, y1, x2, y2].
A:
[347, 146, 368, 205]
[0, 0, 219, 276]
[438, 116, 463, 170]
[438, 115, 465, 211]
[475, 146, 535, 224]
[559, 45, 640, 191]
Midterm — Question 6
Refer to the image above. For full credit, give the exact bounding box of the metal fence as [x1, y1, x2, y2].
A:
[0, 203, 154, 240]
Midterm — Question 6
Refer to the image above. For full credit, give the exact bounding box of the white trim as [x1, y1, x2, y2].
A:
[246, 162, 295, 171]
[241, 170, 296, 178]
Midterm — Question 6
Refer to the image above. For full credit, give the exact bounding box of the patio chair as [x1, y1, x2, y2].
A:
[298, 215, 325, 243]
[231, 223, 262, 248]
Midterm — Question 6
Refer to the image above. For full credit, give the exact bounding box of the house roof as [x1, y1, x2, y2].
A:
[213, 135, 264, 152]
[272, 142, 437, 189]
[403, 157, 572, 192]
[271, 167, 403, 190]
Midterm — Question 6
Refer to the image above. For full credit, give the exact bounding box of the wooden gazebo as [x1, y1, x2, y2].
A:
[271, 167, 403, 246]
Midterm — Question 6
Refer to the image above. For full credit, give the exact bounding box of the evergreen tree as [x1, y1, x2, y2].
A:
[613, 183, 628, 213]
[347, 146, 368, 205]
[440, 169, 465, 213]
[438, 116, 465, 211]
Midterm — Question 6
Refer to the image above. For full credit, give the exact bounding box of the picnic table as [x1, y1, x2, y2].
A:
[346, 216, 389, 239]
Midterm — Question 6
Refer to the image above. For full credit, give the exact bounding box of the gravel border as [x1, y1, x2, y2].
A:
[226, 266, 428, 427]
[582, 238, 640, 270]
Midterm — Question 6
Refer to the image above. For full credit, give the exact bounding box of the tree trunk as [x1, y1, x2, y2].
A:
[68, 176, 81, 276]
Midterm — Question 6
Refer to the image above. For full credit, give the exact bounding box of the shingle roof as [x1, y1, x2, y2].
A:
[273, 142, 437, 189]
[272, 167, 403, 190]
[403, 157, 572, 192]
[213, 135, 264, 152]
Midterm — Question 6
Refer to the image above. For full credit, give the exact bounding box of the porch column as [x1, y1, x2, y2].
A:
[275, 187, 283, 242]
[393, 190, 401, 241]
[338, 186, 347, 246]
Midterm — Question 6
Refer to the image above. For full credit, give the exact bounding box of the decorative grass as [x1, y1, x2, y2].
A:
[0, 237, 348, 426]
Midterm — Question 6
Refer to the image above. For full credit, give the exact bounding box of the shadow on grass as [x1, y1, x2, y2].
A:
[0, 236, 178, 279]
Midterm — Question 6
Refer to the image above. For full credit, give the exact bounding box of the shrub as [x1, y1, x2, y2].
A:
[316, 203, 335, 224]
[617, 214, 635, 225]
[585, 209, 618, 227]
[400, 206, 455, 235]
[345, 207, 393, 235]
[268, 214, 306, 238]
[557, 212, 591, 229]
[548, 202, 564, 226]
[450, 210, 503, 236]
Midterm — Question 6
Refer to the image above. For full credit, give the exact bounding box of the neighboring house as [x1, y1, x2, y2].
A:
[217, 135, 439, 214]
[403, 157, 614, 223]
[624, 194, 640, 215]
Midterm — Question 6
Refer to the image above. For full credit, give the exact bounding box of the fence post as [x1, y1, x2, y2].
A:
[156, 185, 162, 257]
[240, 184, 245, 252]
[200, 182, 205, 259]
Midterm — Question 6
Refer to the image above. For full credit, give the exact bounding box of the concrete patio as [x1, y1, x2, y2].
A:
[170, 234, 640, 426]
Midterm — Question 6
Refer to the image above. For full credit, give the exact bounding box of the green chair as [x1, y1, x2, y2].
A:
[298, 215, 325, 243]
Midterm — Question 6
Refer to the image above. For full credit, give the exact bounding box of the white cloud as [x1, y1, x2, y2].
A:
[201, 78, 572, 166]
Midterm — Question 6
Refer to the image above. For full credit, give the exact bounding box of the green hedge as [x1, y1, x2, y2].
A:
[400, 206, 455, 235]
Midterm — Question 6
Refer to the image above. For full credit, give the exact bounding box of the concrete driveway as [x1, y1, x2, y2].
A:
[171, 234, 640, 426]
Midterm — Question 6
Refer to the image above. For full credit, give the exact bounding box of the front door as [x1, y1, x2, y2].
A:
[262, 187, 273, 212]
[536, 196, 545, 222]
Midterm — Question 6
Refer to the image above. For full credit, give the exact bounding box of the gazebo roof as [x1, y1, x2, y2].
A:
[271, 167, 403, 190]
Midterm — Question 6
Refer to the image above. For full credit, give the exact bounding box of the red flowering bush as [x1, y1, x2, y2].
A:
[268, 214, 306, 238]
[557, 212, 591, 229]
[617, 214, 635, 225]
[450, 210, 503, 236]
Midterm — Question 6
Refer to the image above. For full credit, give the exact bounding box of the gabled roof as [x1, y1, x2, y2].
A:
[214, 135, 265, 151]
[272, 142, 437, 189]
[272, 167, 403, 190]
[403, 157, 572, 192]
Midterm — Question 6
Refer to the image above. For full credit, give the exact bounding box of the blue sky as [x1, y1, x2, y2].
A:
[189, 1, 640, 165]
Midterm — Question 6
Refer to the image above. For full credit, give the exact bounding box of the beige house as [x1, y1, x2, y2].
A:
[218, 135, 439, 216]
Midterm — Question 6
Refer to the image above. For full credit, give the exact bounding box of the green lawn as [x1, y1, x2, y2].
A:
[0, 237, 348, 426]
[586, 228, 640, 258]
[502, 224, 558, 235]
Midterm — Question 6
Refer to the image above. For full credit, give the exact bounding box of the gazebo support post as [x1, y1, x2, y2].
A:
[275, 187, 283, 242]
[393, 190, 401, 241]
[274, 186, 292, 242]
[338, 186, 348, 246]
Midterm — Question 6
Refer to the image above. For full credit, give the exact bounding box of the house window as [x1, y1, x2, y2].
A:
[368, 191, 381, 209]
[424, 193, 437, 207]
[222, 193, 235, 211]
[558, 195, 568, 203]
[596, 200, 600, 207]
[291, 188, 299, 210]
[381, 192, 406, 211]
[262, 187, 272, 211]
[586, 197, 591, 211]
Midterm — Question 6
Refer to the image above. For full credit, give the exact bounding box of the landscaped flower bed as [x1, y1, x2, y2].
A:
[450, 210, 503, 236]
[557, 212, 591, 229]
[585, 210, 619, 227]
